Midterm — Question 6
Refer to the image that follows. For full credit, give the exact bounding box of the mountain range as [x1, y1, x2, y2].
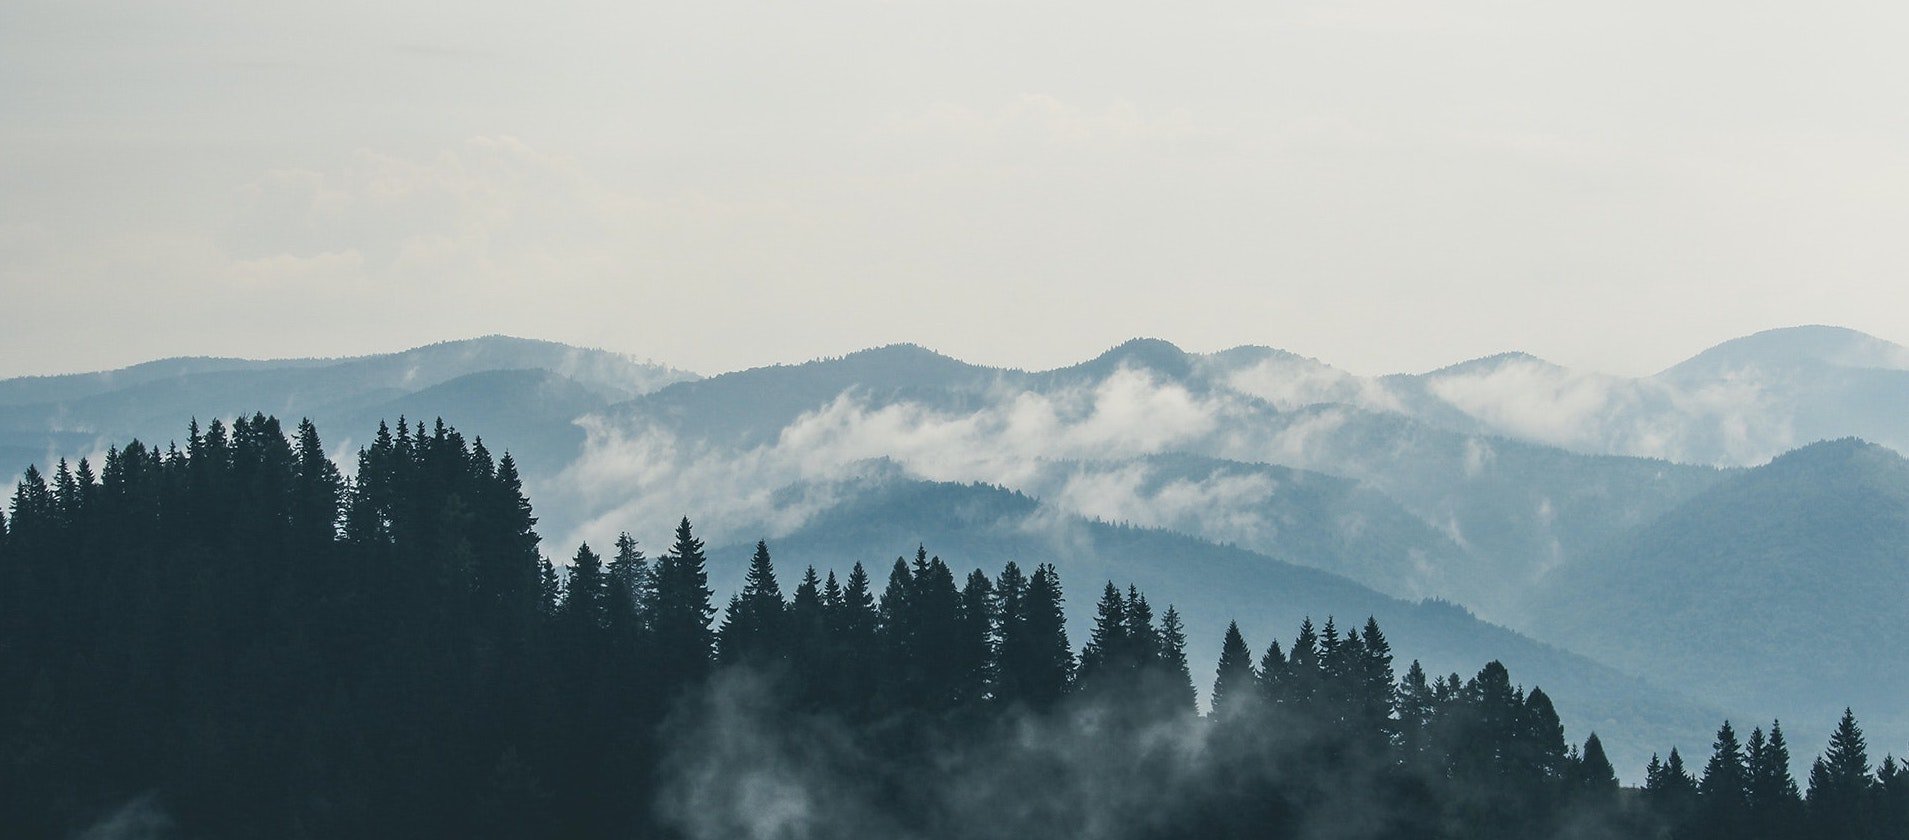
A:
[4, 324, 1906, 777]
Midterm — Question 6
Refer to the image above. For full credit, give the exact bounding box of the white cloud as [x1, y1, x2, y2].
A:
[545, 365, 1251, 550]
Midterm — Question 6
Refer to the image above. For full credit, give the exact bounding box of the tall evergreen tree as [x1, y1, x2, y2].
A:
[1746, 721, 1803, 840]
[1807, 708, 1873, 839]
[717, 541, 785, 666]
[956, 568, 994, 706]
[1698, 720, 1751, 840]
[1077, 582, 1131, 686]
[651, 517, 715, 688]
[560, 542, 608, 633]
[1211, 621, 1258, 718]
[1157, 605, 1197, 714]
[1570, 734, 1619, 799]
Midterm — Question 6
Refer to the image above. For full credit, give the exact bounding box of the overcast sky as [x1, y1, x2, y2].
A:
[4, 0, 1909, 379]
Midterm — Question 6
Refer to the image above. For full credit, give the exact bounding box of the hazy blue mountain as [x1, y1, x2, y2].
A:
[0, 355, 338, 408]
[704, 477, 1718, 777]
[4, 329, 1903, 768]
[343, 369, 611, 473]
[599, 343, 1010, 446]
[1214, 325, 1909, 467]
[1659, 324, 1909, 382]
[1226, 404, 1727, 624]
[579, 338, 1724, 627]
[1533, 437, 1909, 754]
[0, 336, 694, 479]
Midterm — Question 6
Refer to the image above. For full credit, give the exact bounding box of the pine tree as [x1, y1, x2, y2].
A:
[1354, 617, 1396, 745]
[605, 532, 649, 643]
[997, 562, 1070, 709]
[1876, 756, 1909, 840]
[832, 562, 880, 710]
[1647, 747, 1702, 834]
[1698, 720, 1751, 840]
[1286, 618, 1323, 712]
[1125, 586, 1159, 670]
[650, 517, 715, 688]
[1211, 621, 1258, 718]
[1024, 563, 1073, 705]
[956, 568, 994, 706]
[1258, 638, 1288, 707]
[1397, 660, 1437, 762]
[1157, 605, 1197, 715]
[1570, 733, 1619, 799]
[1747, 721, 1803, 840]
[1518, 687, 1570, 783]
[787, 566, 827, 700]
[1807, 708, 1873, 839]
[717, 541, 785, 666]
[1077, 582, 1131, 686]
[560, 542, 608, 632]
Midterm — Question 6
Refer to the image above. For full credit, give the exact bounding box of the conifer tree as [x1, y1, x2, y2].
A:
[1519, 687, 1570, 783]
[651, 517, 715, 688]
[1023, 563, 1073, 706]
[1647, 747, 1702, 835]
[832, 562, 880, 709]
[1747, 721, 1803, 840]
[1078, 582, 1131, 686]
[1570, 734, 1619, 799]
[1354, 617, 1396, 743]
[1125, 586, 1159, 664]
[560, 543, 608, 632]
[1211, 621, 1258, 718]
[1807, 708, 1873, 839]
[787, 566, 827, 692]
[1157, 605, 1197, 714]
[1258, 638, 1288, 707]
[1876, 756, 1909, 839]
[1397, 660, 1436, 760]
[607, 533, 650, 620]
[1286, 618, 1323, 712]
[956, 569, 994, 705]
[717, 541, 785, 666]
[1698, 721, 1751, 840]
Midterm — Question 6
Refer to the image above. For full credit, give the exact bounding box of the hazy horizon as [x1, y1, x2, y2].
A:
[10, 1, 1909, 381]
[0, 322, 1888, 383]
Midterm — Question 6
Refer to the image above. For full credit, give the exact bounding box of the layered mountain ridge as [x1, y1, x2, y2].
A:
[3, 324, 1905, 776]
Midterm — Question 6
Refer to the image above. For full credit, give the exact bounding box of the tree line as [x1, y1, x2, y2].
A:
[0, 415, 1903, 839]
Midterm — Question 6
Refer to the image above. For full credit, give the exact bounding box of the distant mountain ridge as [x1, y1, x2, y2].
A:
[4, 326, 1908, 776]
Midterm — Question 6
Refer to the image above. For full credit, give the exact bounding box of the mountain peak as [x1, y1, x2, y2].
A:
[1074, 337, 1194, 379]
[1421, 351, 1557, 378]
[1660, 325, 1909, 381]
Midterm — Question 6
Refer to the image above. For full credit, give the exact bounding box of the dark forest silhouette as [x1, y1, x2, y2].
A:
[1, 415, 1904, 839]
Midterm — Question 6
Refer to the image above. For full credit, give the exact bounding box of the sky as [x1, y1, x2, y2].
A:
[5, 0, 1909, 380]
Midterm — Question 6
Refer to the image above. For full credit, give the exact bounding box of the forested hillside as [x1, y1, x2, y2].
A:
[2, 416, 1903, 839]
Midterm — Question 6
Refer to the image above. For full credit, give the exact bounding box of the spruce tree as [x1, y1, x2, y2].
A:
[1157, 605, 1197, 714]
[1747, 721, 1803, 840]
[1648, 747, 1702, 834]
[717, 540, 785, 666]
[1807, 708, 1873, 839]
[832, 562, 880, 709]
[1397, 661, 1437, 761]
[1571, 733, 1619, 799]
[1077, 582, 1131, 686]
[1698, 720, 1751, 840]
[560, 542, 608, 633]
[607, 532, 650, 627]
[1211, 621, 1258, 718]
[1022, 563, 1072, 707]
[650, 517, 715, 688]
[956, 569, 994, 706]
[1876, 756, 1909, 839]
